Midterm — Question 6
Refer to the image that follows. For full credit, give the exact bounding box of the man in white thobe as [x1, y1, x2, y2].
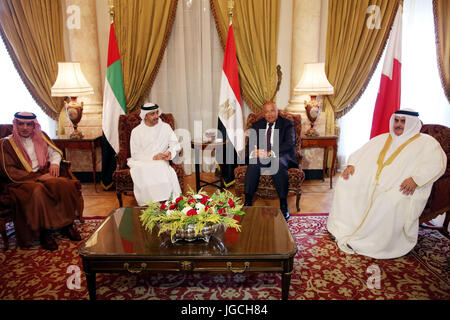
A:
[327, 109, 446, 259]
[128, 103, 182, 206]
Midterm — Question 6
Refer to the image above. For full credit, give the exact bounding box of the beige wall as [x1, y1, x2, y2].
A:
[96, 0, 110, 93]
[61, 0, 105, 171]
[276, 0, 293, 110]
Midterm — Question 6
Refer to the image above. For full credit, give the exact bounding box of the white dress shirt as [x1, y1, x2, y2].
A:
[249, 122, 276, 159]
[21, 137, 61, 172]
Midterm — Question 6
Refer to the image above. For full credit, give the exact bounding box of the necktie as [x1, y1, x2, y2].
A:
[267, 123, 274, 152]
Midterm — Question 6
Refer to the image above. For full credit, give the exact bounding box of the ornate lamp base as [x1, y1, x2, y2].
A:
[305, 127, 320, 137]
[304, 96, 321, 137]
[69, 129, 84, 139]
[65, 97, 84, 139]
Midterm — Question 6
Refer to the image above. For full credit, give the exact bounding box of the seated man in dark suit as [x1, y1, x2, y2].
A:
[244, 102, 298, 220]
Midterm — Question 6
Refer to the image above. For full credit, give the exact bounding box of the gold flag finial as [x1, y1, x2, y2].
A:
[108, 0, 115, 23]
[228, 0, 234, 19]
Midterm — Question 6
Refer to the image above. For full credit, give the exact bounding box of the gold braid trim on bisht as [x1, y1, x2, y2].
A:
[7, 136, 33, 173]
[343, 133, 422, 241]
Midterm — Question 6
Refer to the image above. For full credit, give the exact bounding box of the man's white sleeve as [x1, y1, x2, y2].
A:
[130, 128, 146, 161]
[411, 138, 447, 187]
[48, 145, 62, 165]
[167, 129, 181, 161]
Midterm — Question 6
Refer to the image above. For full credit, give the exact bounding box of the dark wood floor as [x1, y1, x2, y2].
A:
[82, 172, 336, 218]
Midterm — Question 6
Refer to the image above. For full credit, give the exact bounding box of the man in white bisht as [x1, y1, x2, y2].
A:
[327, 108, 446, 259]
[128, 103, 182, 206]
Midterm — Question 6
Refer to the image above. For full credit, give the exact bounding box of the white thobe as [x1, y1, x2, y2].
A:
[128, 120, 181, 205]
[327, 133, 446, 259]
[21, 136, 61, 172]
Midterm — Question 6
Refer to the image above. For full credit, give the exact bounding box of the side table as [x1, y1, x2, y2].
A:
[191, 140, 226, 192]
[301, 135, 338, 188]
[53, 136, 102, 191]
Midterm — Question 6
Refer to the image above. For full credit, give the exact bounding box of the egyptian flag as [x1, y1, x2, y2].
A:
[217, 22, 244, 187]
[370, 5, 402, 138]
[101, 22, 126, 190]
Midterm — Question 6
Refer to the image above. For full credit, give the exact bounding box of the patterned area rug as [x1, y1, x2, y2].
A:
[0, 214, 449, 300]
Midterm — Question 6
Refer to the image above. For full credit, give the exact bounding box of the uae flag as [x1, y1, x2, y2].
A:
[217, 22, 244, 187]
[370, 4, 402, 138]
[101, 22, 126, 190]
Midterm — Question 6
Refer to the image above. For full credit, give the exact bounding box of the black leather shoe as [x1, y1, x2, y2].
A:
[280, 199, 290, 221]
[327, 231, 336, 241]
[61, 224, 82, 241]
[244, 194, 253, 207]
[281, 208, 290, 221]
[40, 230, 58, 251]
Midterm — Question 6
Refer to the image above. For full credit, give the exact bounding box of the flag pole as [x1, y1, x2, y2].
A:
[228, 0, 234, 21]
[108, 0, 115, 23]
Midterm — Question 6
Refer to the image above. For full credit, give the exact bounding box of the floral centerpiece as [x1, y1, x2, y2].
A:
[140, 188, 245, 243]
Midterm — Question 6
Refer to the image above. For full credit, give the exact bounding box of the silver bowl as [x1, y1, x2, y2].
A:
[170, 223, 221, 243]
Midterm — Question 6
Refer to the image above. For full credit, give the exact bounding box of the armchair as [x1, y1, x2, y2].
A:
[113, 112, 185, 207]
[419, 124, 449, 235]
[234, 110, 305, 211]
[0, 124, 13, 249]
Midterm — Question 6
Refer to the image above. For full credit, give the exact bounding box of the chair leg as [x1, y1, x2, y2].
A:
[0, 220, 9, 250]
[296, 191, 302, 212]
[442, 211, 449, 236]
[116, 191, 123, 207]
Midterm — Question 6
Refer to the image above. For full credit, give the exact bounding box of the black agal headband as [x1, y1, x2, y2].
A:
[394, 110, 419, 117]
[141, 104, 159, 111]
[14, 112, 37, 120]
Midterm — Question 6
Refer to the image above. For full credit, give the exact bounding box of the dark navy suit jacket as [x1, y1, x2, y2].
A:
[245, 116, 298, 169]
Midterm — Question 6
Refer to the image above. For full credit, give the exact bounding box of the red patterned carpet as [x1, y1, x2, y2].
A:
[0, 214, 449, 300]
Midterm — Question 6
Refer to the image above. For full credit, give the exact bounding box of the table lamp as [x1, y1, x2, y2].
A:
[294, 63, 334, 137]
[51, 62, 94, 139]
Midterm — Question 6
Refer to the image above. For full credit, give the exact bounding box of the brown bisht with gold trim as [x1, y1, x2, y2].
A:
[0, 132, 83, 247]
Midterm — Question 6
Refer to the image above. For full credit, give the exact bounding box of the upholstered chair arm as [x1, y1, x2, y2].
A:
[116, 150, 128, 170]
[59, 160, 72, 178]
[296, 150, 303, 165]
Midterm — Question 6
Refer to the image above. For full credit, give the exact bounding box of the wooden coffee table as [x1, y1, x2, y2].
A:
[79, 206, 298, 300]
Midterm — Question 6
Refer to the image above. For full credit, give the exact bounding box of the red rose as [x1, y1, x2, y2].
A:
[169, 203, 178, 210]
[200, 195, 209, 205]
[175, 196, 183, 203]
[218, 208, 226, 216]
[187, 209, 197, 216]
[187, 198, 196, 205]
[205, 206, 211, 213]
[227, 198, 235, 208]
[218, 201, 224, 206]
[160, 203, 167, 210]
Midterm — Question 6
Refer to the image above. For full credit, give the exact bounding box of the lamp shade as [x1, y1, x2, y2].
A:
[51, 62, 94, 97]
[294, 63, 334, 96]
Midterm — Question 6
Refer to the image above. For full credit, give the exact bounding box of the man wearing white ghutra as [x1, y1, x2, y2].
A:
[128, 103, 181, 205]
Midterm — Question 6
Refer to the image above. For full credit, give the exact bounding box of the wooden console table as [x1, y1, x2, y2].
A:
[52, 136, 102, 191]
[301, 135, 338, 188]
